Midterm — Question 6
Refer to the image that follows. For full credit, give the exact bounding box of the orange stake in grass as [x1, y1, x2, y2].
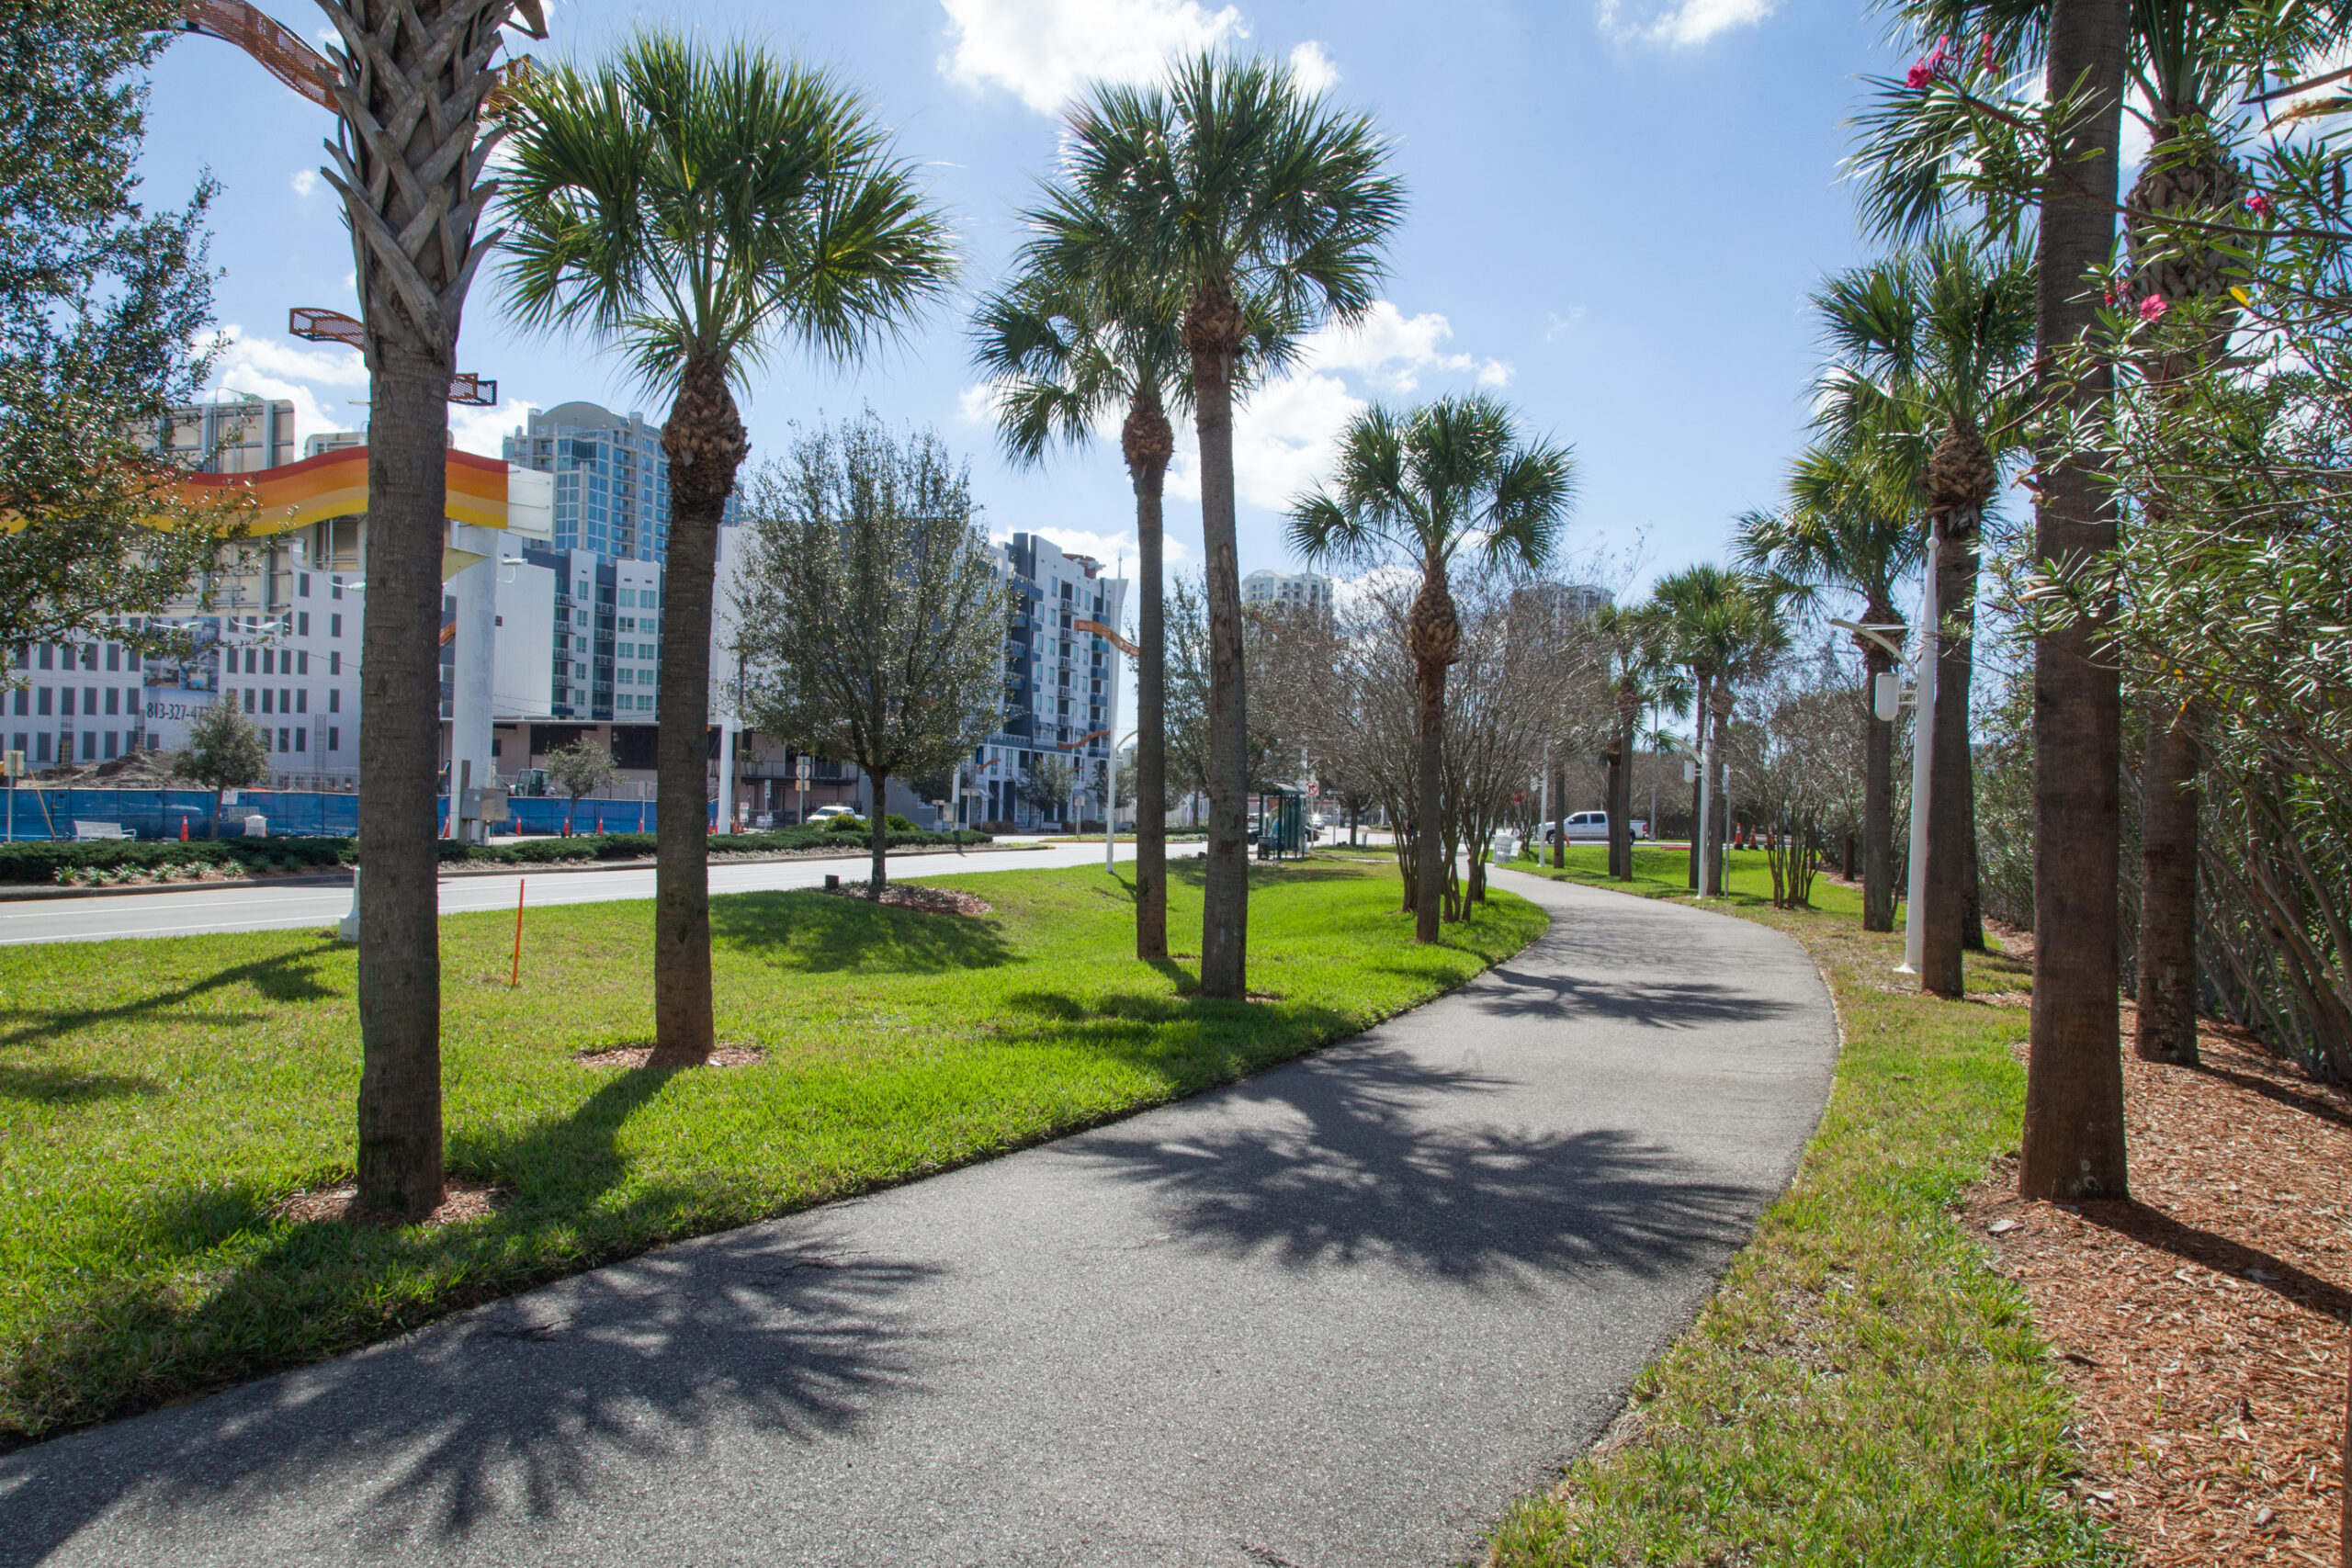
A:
[510, 878, 526, 988]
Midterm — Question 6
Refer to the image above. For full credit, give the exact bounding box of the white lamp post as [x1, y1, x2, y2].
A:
[1832, 528, 1939, 976]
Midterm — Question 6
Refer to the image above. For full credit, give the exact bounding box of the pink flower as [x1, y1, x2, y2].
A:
[2139, 293, 2170, 322]
[2246, 191, 2273, 218]
[1907, 34, 1953, 89]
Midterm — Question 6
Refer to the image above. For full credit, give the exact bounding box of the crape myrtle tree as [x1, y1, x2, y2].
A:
[1038, 53, 1405, 998]
[0, 0, 245, 654]
[1288, 394, 1576, 942]
[500, 34, 952, 1066]
[732, 416, 1005, 891]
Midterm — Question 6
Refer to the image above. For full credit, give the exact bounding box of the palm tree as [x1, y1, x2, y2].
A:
[1813, 239, 2034, 994]
[1036, 53, 1404, 998]
[1737, 438, 1928, 932]
[971, 259, 1279, 963]
[313, 0, 543, 1221]
[500, 34, 952, 1066]
[1290, 395, 1575, 941]
[1593, 603, 1683, 884]
[1653, 565, 1788, 896]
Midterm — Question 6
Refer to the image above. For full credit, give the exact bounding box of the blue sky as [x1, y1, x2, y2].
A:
[136, 0, 1910, 605]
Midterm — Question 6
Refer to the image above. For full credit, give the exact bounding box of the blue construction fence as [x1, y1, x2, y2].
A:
[0, 788, 673, 841]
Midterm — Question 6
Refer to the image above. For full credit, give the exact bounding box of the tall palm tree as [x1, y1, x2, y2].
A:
[1288, 395, 1575, 942]
[500, 33, 952, 1066]
[315, 0, 542, 1221]
[1814, 239, 2034, 994]
[1653, 565, 1788, 896]
[1037, 53, 1404, 998]
[1593, 602, 1682, 884]
[971, 260, 1280, 963]
[1738, 438, 1928, 933]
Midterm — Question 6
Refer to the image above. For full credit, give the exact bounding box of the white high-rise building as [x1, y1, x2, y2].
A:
[1242, 569, 1333, 615]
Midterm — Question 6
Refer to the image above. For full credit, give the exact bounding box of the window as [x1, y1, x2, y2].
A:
[332, 578, 344, 601]
[299, 573, 311, 597]
[36, 688, 50, 716]
[281, 688, 291, 715]
[297, 651, 308, 675]
[277, 728, 288, 752]
[295, 728, 306, 752]
[328, 688, 339, 713]
[329, 652, 340, 676]
[36, 646, 50, 671]
[106, 644, 119, 671]
[298, 612, 310, 636]
[328, 726, 340, 751]
[8, 691, 19, 716]
[620, 589, 636, 607]
[104, 731, 117, 759]
[82, 687, 96, 715]
[104, 689, 118, 716]
[35, 733, 49, 761]
[262, 648, 274, 675]
[123, 686, 136, 713]
[243, 688, 255, 714]
[127, 649, 138, 671]
[295, 689, 307, 714]
[262, 689, 273, 714]
[80, 645, 95, 671]
[80, 731, 95, 760]
[330, 614, 342, 637]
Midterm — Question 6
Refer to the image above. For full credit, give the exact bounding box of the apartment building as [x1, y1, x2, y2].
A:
[973, 532, 1129, 829]
[1241, 568, 1334, 616]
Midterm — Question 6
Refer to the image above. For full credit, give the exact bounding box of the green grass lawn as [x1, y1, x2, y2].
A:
[0, 855, 1544, 1444]
[1485, 857, 2120, 1565]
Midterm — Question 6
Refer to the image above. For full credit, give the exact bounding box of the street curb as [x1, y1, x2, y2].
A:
[0, 840, 1043, 903]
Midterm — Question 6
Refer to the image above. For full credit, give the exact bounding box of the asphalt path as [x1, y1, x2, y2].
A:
[0, 867, 1838, 1567]
[0, 839, 1197, 945]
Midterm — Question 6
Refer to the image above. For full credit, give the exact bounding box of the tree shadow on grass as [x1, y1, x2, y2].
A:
[3, 1061, 940, 1559]
[0, 940, 343, 1051]
[707, 888, 1014, 976]
[1074, 1042, 1761, 1288]
[0, 1065, 160, 1106]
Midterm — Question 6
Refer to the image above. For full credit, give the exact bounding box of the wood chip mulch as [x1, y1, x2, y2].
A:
[1964, 1013, 2352, 1565]
[823, 881, 992, 917]
[573, 1044, 767, 1070]
[271, 1180, 505, 1228]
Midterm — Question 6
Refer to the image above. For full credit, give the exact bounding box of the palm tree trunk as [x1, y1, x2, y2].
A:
[2136, 700, 2200, 1064]
[353, 351, 448, 1218]
[1922, 512, 1979, 997]
[1185, 289, 1249, 998]
[1861, 636, 1896, 932]
[1688, 674, 1707, 890]
[647, 358, 744, 1068]
[866, 767, 889, 889]
[2020, 0, 2131, 1202]
[1414, 655, 1445, 942]
[1124, 391, 1173, 962]
[1707, 693, 1731, 897]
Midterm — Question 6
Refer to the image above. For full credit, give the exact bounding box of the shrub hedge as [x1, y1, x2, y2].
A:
[0, 825, 992, 885]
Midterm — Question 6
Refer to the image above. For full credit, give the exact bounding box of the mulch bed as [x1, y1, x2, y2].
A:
[574, 1044, 768, 1070]
[822, 880, 992, 917]
[1964, 1014, 2352, 1565]
[272, 1181, 506, 1228]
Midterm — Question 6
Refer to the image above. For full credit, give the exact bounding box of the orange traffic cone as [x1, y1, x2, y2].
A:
[178, 816, 187, 840]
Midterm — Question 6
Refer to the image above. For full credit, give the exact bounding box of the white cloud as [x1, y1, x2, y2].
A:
[957, 382, 1003, 425]
[450, 400, 537, 459]
[1165, 301, 1518, 511]
[1545, 307, 1588, 342]
[1597, 0, 1775, 48]
[202, 323, 369, 446]
[1288, 40, 1338, 95]
[938, 0, 1247, 116]
[289, 168, 321, 197]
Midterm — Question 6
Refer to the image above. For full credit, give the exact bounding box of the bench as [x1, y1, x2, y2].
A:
[72, 820, 135, 841]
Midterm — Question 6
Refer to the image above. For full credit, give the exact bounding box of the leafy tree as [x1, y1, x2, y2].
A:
[1288, 394, 1576, 942]
[1737, 437, 1928, 932]
[1036, 53, 1404, 998]
[1017, 755, 1076, 822]
[0, 1, 236, 650]
[1591, 602, 1686, 884]
[542, 736, 618, 836]
[1653, 565, 1789, 896]
[501, 34, 952, 1064]
[177, 699, 270, 840]
[732, 416, 1005, 890]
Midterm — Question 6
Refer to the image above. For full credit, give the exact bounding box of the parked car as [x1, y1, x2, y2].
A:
[805, 805, 858, 824]
[1539, 811, 1647, 845]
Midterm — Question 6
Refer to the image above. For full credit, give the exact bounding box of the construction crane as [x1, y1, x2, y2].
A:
[288, 308, 497, 406]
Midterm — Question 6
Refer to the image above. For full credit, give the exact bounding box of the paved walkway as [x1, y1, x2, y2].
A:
[0, 869, 1838, 1567]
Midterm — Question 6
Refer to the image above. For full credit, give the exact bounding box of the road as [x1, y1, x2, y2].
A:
[0, 867, 1838, 1566]
[0, 839, 1195, 945]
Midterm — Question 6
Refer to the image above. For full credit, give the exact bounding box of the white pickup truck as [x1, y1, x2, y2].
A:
[1539, 811, 1647, 845]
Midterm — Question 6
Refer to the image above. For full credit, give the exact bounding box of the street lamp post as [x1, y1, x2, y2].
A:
[1663, 732, 1714, 897]
[1834, 528, 1938, 977]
